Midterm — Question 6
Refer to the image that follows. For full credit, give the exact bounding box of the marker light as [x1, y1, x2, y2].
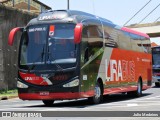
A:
[63, 79, 79, 87]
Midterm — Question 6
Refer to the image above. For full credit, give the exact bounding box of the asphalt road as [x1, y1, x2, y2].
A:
[0, 86, 160, 120]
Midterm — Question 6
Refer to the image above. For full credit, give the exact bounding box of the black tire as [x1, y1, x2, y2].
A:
[155, 82, 160, 87]
[127, 79, 142, 97]
[42, 100, 54, 106]
[88, 82, 103, 104]
[136, 80, 142, 97]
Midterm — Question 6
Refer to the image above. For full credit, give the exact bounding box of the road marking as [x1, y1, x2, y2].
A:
[127, 103, 138, 107]
[145, 95, 160, 100]
[0, 107, 43, 111]
[43, 107, 88, 111]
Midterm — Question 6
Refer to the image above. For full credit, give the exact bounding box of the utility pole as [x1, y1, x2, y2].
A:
[28, 0, 30, 11]
[12, 0, 14, 7]
[67, 0, 69, 10]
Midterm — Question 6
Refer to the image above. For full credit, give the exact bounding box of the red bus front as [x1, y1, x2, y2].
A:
[9, 23, 83, 102]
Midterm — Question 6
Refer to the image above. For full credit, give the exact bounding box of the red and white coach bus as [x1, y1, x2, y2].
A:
[8, 10, 152, 105]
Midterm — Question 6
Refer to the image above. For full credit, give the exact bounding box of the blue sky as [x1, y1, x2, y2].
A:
[39, 0, 160, 44]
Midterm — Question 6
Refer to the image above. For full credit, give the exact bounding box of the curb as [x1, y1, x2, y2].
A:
[0, 95, 18, 100]
[0, 96, 8, 100]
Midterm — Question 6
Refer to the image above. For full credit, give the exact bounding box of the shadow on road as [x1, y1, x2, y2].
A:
[152, 86, 160, 88]
[22, 93, 151, 108]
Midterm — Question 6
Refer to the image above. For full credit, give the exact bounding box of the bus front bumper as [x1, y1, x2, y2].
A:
[18, 92, 81, 100]
[152, 76, 160, 83]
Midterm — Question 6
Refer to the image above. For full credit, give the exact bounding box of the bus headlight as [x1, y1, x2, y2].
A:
[63, 79, 79, 87]
[17, 81, 28, 88]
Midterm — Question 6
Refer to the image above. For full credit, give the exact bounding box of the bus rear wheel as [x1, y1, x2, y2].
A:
[127, 79, 142, 97]
[88, 82, 103, 104]
[42, 100, 55, 106]
[155, 82, 160, 87]
[136, 79, 142, 97]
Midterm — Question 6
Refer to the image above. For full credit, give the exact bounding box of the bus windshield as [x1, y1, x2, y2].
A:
[152, 52, 160, 66]
[20, 23, 76, 66]
[152, 47, 160, 66]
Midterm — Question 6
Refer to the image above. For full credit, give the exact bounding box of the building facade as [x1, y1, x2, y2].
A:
[0, 0, 51, 13]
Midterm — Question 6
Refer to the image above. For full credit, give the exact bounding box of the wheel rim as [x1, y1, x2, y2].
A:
[95, 85, 101, 99]
[137, 81, 141, 94]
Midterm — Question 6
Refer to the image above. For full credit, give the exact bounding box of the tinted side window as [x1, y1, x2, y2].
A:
[129, 33, 151, 53]
[81, 26, 89, 64]
[117, 31, 131, 50]
[81, 24, 103, 64]
[87, 26, 102, 38]
[130, 33, 143, 52]
[141, 36, 151, 53]
[103, 26, 118, 48]
[87, 25, 103, 47]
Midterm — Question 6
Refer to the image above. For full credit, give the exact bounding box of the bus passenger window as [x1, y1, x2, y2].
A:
[103, 26, 118, 48]
[87, 26, 103, 48]
[104, 31, 117, 48]
[141, 36, 151, 53]
[118, 31, 131, 50]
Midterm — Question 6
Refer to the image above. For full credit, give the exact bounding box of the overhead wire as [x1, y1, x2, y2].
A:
[154, 15, 160, 22]
[123, 0, 152, 26]
[139, 2, 160, 24]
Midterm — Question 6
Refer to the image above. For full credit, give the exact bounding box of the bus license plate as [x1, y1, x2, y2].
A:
[40, 91, 49, 96]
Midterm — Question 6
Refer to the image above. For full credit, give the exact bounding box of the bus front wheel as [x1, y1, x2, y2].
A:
[155, 82, 160, 87]
[42, 100, 55, 106]
[88, 82, 103, 104]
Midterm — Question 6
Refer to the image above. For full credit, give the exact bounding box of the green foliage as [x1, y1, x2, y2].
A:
[0, 89, 17, 96]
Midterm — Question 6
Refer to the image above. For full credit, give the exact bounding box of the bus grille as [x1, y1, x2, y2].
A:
[48, 72, 72, 85]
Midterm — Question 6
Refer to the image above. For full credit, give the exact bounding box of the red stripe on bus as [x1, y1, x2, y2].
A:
[18, 91, 95, 100]
[103, 85, 150, 95]
[19, 72, 48, 85]
[121, 27, 149, 38]
[19, 92, 81, 100]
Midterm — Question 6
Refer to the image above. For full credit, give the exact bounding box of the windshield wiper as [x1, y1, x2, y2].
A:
[41, 44, 45, 62]
[48, 53, 64, 72]
[47, 42, 64, 72]
[28, 44, 45, 72]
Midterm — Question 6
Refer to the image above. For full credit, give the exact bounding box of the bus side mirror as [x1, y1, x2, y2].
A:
[8, 27, 24, 46]
[74, 23, 83, 44]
